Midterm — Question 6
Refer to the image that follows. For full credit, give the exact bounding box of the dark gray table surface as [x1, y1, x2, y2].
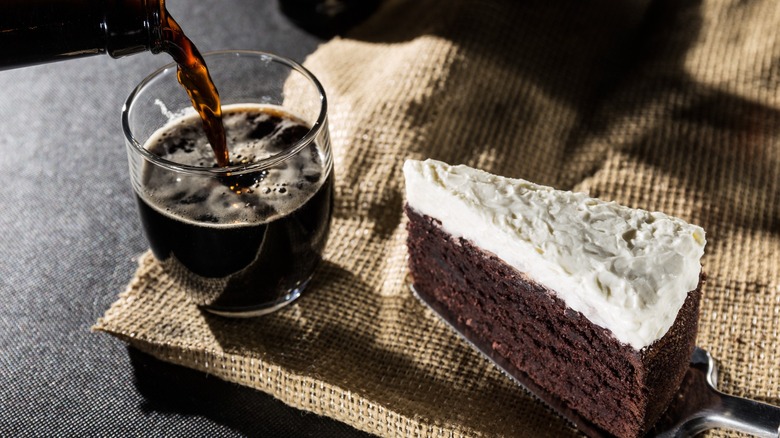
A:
[0, 1, 372, 436]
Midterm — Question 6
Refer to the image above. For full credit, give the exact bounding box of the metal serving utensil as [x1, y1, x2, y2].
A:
[650, 347, 780, 438]
[412, 286, 780, 437]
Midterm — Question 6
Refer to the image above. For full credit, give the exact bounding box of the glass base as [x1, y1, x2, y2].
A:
[201, 281, 308, 318]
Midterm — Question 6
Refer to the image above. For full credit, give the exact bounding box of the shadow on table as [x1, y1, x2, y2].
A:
[129, 347, 374, 438]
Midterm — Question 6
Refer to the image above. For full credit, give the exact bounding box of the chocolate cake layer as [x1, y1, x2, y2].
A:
[406, 206, 702, 438]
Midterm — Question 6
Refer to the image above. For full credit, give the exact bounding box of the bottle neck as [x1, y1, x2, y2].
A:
[105, 0, 164, 58]
[0, 0, 164, 70]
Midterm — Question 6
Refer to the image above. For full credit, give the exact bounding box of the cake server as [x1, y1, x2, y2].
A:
[411, 286, 780, 438]
[650, 347, 780, 438]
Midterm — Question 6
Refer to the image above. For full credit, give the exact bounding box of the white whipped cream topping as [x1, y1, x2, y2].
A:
[404, 159, 706, 350]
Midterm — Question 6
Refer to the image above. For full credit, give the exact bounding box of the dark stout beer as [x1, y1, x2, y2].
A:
[158, 6, 228, 167]
[136, 104, 333, 313]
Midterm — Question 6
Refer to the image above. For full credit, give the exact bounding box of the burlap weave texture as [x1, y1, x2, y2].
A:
[95, 0, 780, 436]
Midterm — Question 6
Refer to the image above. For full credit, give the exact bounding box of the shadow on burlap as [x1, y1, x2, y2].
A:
[95, 0, 780, 436]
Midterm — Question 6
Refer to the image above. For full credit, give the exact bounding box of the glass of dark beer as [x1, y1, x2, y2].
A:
[122, 50, 333, 317]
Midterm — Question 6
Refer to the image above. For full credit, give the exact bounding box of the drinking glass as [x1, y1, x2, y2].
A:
[122, 50, 333, 317]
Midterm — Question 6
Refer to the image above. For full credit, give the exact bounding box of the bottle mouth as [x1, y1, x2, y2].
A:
[121, 50, 329, 176]
[106, 0, 164, 58]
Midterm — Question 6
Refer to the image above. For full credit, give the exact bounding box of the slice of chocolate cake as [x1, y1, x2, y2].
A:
[403, 159, 706, 438]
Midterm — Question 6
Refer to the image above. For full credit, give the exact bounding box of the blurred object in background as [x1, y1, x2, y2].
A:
[279, 0, 381, 37]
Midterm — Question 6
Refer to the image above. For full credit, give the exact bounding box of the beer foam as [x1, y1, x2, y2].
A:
[140, 104, 327, 226]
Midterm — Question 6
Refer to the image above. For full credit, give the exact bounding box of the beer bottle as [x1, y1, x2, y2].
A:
[0, 0, 164, 70]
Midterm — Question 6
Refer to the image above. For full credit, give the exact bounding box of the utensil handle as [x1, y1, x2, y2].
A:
[711, 392, 780, 438]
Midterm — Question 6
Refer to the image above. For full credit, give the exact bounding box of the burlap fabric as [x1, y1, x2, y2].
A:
[95, 0, 780, 436]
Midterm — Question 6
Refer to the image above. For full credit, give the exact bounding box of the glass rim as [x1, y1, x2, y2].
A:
[121, 49, 328, 176]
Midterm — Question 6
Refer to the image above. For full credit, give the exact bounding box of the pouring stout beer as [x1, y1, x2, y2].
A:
[1, 1, 334, 316]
